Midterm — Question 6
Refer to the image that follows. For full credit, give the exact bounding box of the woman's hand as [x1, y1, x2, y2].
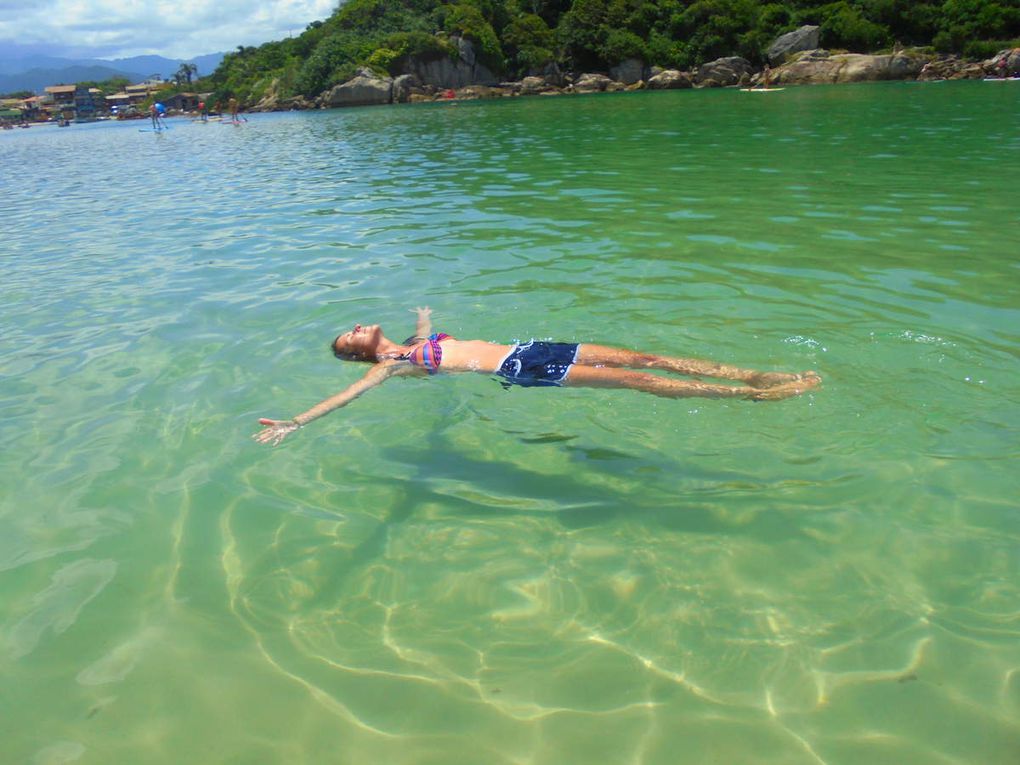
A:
[253, 418, 300, 446]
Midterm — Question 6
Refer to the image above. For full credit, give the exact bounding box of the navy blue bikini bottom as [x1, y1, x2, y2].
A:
[496, 341, 579, 387]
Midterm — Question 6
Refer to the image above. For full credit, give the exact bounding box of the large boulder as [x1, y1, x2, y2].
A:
[696, 57, 753, 87]
[773, 51, 925, 84]
[610, 58, 645, 85]
[403, 36, 497, 90]
[520, 76, 556, 95]
[253, 77, 313, 111]
[647, 69, 693, 89]
[918, 55, 984, 80]
[392, 74, 422, 103]
[326, 70, 393, 107]
[573, 73, 613, 93]
[537, 62, 566, 87]
[767, 26, 820, 65]
[1009, 48, 1020, 73]
[454, 85, 504, 100]
[983, 48, 1020, 76]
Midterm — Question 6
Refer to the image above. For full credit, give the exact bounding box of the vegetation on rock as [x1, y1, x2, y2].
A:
[201, 0, 1019, 103]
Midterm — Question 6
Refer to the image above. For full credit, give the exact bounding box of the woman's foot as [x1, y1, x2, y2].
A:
[748, 371, 821, 400]
[747, 370, 808, 388]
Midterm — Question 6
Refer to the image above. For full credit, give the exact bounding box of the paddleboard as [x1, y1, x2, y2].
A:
[983, 77, 1020, 81]
[138, 127, 170, 132]
[740, 87, 785, 92]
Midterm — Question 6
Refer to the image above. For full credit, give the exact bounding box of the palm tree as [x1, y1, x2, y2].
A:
[176, 63, 198, 85]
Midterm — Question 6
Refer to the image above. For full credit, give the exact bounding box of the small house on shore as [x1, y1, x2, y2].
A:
[160, 92, 201, 112]
[44, 84, 76, 108]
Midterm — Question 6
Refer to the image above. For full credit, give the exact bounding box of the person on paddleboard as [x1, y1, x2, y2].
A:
[149, 102, 166, 129]
[253, 308, 821, 446]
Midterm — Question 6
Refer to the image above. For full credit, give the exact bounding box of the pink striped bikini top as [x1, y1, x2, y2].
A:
[402, 333, 453, 374]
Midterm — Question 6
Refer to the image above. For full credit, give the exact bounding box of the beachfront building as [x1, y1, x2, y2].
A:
[74, 85, 99, 122]
[124, 81, 164, 102]
[35, 76, 170, 122]
[44, 84, 76, 108]
[105, 92, 132, 109]
[15, 95, 46, 122]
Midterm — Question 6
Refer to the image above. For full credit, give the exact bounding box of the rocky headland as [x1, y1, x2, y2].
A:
[250, 26, 1020, 113]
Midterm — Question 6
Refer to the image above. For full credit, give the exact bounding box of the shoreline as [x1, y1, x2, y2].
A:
[249, 46, 1020, 113]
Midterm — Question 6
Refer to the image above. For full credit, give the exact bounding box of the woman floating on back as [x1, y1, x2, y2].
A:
[253, 308, 820, 446]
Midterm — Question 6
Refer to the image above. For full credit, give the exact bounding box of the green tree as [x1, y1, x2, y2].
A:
[674, 0, 765, 64]
[601, 28, 646, 62]
[814, 1, 890, 51]
[503, 12, 557, 73]
[556, 0, 611, 70]
[439, 3, 506, 72]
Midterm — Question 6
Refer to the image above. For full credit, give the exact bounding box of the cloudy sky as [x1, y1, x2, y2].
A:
[0, 0, 339, 60]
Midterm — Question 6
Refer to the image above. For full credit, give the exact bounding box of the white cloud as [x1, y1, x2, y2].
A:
[0, 0, 337, 59]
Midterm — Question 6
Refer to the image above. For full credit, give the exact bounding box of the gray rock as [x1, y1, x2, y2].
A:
[456, 37, 476, 68]
[887, 53, 921, 79]
[520, 76, 549, 95]
[533, 61, 565, 87]
[918, 55, 982, 80]
[695, 57, 753, 87]
[646, 70, 692, 89]
[393, 74, 422, 103]
[403, 36, 497, 90]
[773, 52, 924, 85]
[985, 48, 1020, 76]
[326, 73, 393, 107]
[456, 85, 504, 99]
[573, 73, 613, 93]
[767, 26, 820, 65]
[610, 58, 645, 85]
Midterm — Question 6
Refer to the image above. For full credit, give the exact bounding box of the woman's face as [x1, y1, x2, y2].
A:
[332, 323, 382, 359]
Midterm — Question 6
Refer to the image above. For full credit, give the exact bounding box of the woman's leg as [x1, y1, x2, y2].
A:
[563, 364, 820, 400]
[574, 344, 806, 388]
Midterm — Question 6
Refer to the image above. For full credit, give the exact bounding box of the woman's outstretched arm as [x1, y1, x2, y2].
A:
[253, 360, 411, 446]
[412, 306, 432, 339]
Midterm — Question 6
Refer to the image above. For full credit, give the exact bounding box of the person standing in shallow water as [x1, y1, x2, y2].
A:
[253, 308, 821, 446]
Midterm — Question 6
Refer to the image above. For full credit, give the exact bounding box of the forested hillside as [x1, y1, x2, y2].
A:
[208, 0, 1020, 102]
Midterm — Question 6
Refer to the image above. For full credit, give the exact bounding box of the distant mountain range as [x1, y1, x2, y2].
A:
[0, 52, 225, 94]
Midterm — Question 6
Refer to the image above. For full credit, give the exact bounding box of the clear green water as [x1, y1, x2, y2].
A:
[2, 82, 1019, 764]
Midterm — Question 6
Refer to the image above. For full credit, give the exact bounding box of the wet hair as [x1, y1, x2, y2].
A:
[330, 334, 375, 363]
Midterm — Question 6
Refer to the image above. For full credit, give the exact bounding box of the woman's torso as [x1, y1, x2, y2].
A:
[405, 337, 512, 374]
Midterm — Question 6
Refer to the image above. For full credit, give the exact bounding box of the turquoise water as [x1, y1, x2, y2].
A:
[2, 82, 1019, 764]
